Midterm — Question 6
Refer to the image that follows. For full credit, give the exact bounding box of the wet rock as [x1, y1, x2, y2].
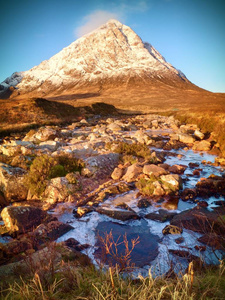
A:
[194, 245, 206, 251]
[170, 206, 225, 234]
[96, 207, 140, 221]
[193, 169, 201, 176]
[189, 162, 199, 168]
[168, 164, 187, 174]
[0, 163, 28, 202]
[168, 249, 199, 263]
[143, 164, 168, 177]
[145, 209, 177, 222]
[175, 237, 185, 244]
[197, 233, 225, 250]
[64, 238, 90, 252]
[213, 200, 225, 206]
[193, 140, 211, 151]
[162, 196, 179, 210]
[111, 167, 124, 180]
[137, 198, 151, 208]
[1, 206, 47, 234]
[196, 176, 225, 197]
[196, 200, 208, 208]
[180, 188, 197, 202]
[73, 207, 93, 218]
[31, 221, 73, 242]
[122, 163, 143, 182]
[162, 224, 183, 235]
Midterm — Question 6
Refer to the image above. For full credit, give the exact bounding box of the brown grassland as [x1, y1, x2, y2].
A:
[1, 78, 225, 154]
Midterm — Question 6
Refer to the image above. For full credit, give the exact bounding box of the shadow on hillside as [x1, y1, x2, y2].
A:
[47, 92, 100, 101]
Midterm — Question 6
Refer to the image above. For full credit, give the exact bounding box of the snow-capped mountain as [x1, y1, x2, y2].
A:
[0, 19, 191, 99]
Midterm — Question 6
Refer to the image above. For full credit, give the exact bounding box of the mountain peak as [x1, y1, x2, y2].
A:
[0, 20, 190, 99]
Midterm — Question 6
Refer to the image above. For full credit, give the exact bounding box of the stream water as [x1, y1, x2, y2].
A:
[55, 144, 225, 277]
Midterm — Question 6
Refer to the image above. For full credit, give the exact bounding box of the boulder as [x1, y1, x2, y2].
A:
[24, 127, 58, 142]
[180, 188, 197, 202]
[168, 164, 187, 174]
[82, 153, 119, 177]
[107, 123, 122, 132]
[192, 140, 211, 151]
[137, 198, 151, 208]
[160, 174, 183, 191]
[143, 164, 168, 177]
[38, 141, 60, 151]
[111, 167, 124, 180]
[145, 209, 177, 222]
[170, 206, 225, 234]
[96, 207, 140, 221]
[178, 133, 195, 144]
[31, 221, 73, 242]
[162, 224, 183, 235]
[0, 163, 28, 202]
[44, 177, 77, 204]
[73, 207, 93, 218]
[122, 163, 143, 182]
[194, 130, 205, 140]
[1, 206, 47, 234]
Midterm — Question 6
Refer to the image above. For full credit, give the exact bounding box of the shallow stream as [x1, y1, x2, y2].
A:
[55, 145, 225, 277]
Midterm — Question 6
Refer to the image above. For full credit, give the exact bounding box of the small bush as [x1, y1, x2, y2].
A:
[24, 154, 84, 197]
[136, 177, 155, 196]
[114, 142, 152, 161]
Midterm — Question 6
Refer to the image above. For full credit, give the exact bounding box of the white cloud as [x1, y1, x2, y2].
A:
[75, 10, 123, 38]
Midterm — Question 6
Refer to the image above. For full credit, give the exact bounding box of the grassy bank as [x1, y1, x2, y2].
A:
[1, 260, 224, 300]
[171, 111, 225, 156]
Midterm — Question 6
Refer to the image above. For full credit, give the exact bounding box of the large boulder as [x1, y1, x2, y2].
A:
[82, 153, 119, 177]
[0, 163, 28, 202]
[23, 127, 58, 142]
[1, 206, 48, 234]
[170, 206, 225, 234]
[44, 177, 77, 204]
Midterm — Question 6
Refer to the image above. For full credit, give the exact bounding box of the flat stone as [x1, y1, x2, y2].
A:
[96, 207, 140, 221]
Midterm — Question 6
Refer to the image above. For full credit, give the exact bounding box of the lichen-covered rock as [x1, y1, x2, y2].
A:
[82, 153, 119, 177]
[1, 206, 47, 233]
[160, 174, 183, 191]
[0, 163, 28, 202]
[162, 224, 183, 235]
[44, 177, 77, 204]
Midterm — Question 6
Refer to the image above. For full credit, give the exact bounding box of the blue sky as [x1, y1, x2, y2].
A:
[0, 0, 224, 92]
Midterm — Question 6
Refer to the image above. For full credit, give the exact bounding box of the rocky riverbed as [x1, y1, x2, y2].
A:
[0, 113, 225, 278]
